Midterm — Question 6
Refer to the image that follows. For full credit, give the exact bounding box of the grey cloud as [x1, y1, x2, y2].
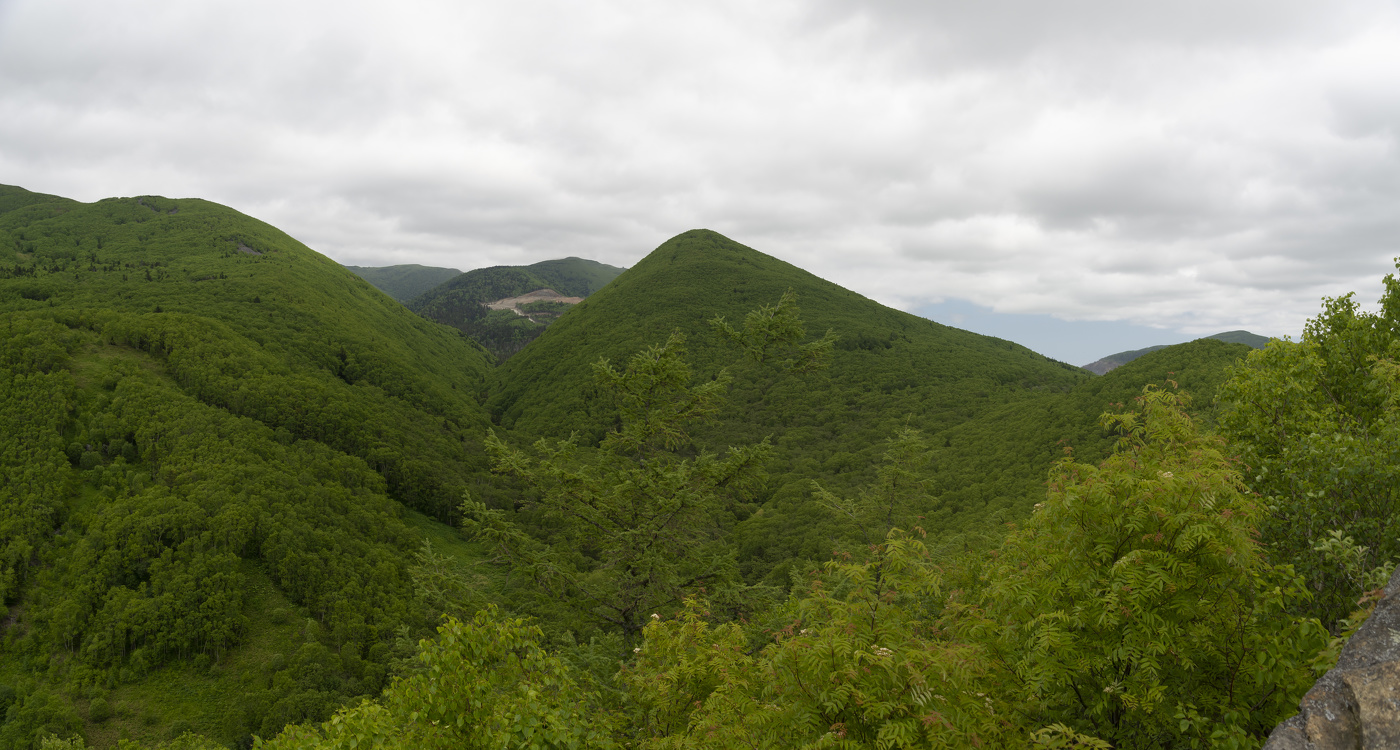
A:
[802, 0, 1379, 67]
[2, 0, 1399, 349]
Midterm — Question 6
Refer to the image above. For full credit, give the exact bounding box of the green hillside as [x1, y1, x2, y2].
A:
[0, 186, 500, 747]
[926, 338, 1254, 528]
[408, 257, 625, 361]
[524, 256, 627, 296]
[342, 264, 461, 302]
[1082, 329, 1270, 373]
[2, 187, 1369, 749]
[490, 230, 1084, 448]
[485, 230, 1100, 576]
[729, 336, 1256, 577]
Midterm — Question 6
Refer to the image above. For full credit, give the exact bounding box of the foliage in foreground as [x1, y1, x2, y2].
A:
[259, 389, 1328, 749]
[972, 388, 1327, 747]
[1218, 264, 1400, 628]
[254, 609, 618, 750]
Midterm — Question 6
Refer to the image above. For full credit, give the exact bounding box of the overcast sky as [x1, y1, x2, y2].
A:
[3, 0, 1398, 364]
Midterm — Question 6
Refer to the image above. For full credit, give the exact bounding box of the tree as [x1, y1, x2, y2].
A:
[256, 608, 618, 749]
[625, 535, 1016, 750]
[970, 387, 1328, 747]
[709, 289, 837, 374]
[812, 427, 933, 548]
[1217, 265, 1400, 628]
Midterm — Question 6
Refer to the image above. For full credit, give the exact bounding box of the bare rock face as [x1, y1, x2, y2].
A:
[1264, 567, 1400, 749]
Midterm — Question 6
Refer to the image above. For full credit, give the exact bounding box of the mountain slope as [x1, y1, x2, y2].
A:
[344, 263, 461, 302]
[0, 198, 1268, 745]
[1082, 330, 1269, 374]
[408, 257, 625, 361]
[933, 338, 1254, 527]
[523, 256, 627, 296]
[728, 336, 1254, 578]
[485, 231, 1266, 582]
[486, 231, 1091, 571]
[490, 230, 1086, 440]
[1210, 329, 1270, 348]
[0, 186, 499, 747]
[1, 186, 495, 513]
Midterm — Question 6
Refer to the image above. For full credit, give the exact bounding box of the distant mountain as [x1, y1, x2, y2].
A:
[1209, 330, 1271, 348]
[344, 263, 461, 302]
[409, 257, 626, 361]
[1081, 330, 1269, 374]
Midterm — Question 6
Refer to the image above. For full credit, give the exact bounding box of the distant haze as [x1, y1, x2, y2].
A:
[2, 0, 1397, 361]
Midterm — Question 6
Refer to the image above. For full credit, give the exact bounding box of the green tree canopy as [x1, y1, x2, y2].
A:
[1218, 263, 1400, 627]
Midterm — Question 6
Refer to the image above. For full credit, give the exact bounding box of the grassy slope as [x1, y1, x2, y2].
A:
[343, 264, 461, 303]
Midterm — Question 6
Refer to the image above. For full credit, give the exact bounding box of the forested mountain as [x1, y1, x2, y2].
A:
[407, 257, 625, 361]
[1081, 329, 1269, 374]
[478, 232, 1279, 583]
[0, 185, 501, 747]
[6, 186, 1397, 749]
[342, 264, 461, 303]
[485, 231, 1090, 569]
[489, 230, 1085, 445]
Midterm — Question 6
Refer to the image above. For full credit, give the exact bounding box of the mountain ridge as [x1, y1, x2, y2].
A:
[343, 263, 461, 302]
[1081, 329, 1269, 374]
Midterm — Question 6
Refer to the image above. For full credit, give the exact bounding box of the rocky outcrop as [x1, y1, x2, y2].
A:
[1264, 567, 1400, 749]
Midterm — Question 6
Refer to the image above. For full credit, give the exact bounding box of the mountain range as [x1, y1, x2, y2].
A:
[350, 259, 1270, 379]
[0, 185, 1272, 748]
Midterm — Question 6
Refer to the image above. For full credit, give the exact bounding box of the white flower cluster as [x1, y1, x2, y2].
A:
[871, 645, 893, 658]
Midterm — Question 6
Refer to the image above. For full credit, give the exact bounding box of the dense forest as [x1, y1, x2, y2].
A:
[2, 184, 1397, 748]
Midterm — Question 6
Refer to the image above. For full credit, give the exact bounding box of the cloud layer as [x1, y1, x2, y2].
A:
[3, 0, 1397, 344]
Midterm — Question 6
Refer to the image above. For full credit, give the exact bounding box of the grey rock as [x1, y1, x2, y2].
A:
[1263, 567, 1400, 749]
